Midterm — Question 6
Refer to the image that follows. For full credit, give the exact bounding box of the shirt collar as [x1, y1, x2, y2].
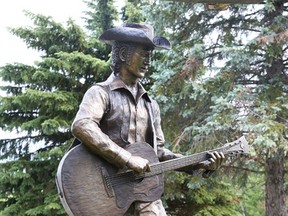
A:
[108, 73, 152, 102]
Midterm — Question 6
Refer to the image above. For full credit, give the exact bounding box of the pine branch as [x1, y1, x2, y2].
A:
[222, 165, 265, 174]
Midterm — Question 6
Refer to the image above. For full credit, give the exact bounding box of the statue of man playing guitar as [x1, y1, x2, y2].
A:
[70, 23, 225, 216]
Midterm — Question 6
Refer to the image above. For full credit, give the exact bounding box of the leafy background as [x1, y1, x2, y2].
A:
[0, 0, 287, 215]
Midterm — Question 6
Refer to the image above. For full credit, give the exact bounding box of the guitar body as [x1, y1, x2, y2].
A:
[56, 142, 164, 216]
[56, 136, 249, 216]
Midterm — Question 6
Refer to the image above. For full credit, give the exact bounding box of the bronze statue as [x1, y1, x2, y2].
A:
[64, 23, 225, 216]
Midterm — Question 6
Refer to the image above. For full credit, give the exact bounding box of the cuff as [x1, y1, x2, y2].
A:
[114, 148, 132, 168]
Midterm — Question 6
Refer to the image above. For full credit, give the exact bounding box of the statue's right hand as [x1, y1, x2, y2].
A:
[127, 156, 151, 174]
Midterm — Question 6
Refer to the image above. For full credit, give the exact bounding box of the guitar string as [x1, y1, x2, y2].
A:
[105, 166, 164, 187]
[105, 159, 196, 187]
[105, 154, 207, 186]
[104, 143, 242, 187]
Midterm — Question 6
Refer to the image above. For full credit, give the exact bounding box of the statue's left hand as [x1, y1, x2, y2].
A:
[172, 151, 225, 177]
[199, 151, 225, 178]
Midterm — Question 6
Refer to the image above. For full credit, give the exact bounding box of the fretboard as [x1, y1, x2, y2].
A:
[146, 151, 208, 177]
[145, 142, 239, 177]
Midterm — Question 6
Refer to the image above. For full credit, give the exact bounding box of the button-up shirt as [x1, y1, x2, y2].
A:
[72, 73, 174, 168]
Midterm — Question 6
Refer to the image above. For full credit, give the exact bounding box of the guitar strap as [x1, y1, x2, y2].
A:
[68, 138, 82, 151]
[145, 100, 158, 154]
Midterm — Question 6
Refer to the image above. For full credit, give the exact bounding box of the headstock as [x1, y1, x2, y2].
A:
[221, 136, 249, 156]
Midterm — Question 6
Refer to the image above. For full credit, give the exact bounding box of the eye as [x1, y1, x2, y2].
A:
[144, 53, 150, 58]
[135, 49, 154, 59]
[143, 51, 153, 58]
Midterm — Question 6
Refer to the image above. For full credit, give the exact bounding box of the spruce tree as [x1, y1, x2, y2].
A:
[0, 0, 117, 214]
[144, 0, 287, 215]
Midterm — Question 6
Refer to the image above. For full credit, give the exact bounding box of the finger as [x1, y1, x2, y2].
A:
[209, 158, 215, 163]
[213, 151, 221, 159]
[217, 155, 225, 168]
[135, 167, 142, 174]
[213, 151, 224, 168]
[216, 157, 221, 169]
[146, 164, 151, 172]
[220, 152, 225, 158]
[218, 152, 225, 166]
[208, 152, 217, 160]
[207, 158, 216, 170]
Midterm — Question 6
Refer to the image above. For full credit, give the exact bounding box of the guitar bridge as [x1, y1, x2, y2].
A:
[101, 167, 115, 198]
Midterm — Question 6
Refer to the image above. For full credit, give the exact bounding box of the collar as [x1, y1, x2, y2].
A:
[107, 73, 152, 102]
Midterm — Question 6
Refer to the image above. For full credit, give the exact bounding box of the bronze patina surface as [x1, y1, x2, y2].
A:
[63, 23, 225, 216]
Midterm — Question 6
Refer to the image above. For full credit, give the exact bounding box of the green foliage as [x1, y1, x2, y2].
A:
[0, 144, 67, 216]
[83, 0, 117, 37]
[239, 173, 265, 216]
[1, 0, 287, 215]
[164, 172, 242, 216]
[121, 1, 145, 23]
[0, 1, 113, 214]
[83, 0, 117, 60]
[144, 0, 288, 214]
[10, 11, 88, 56]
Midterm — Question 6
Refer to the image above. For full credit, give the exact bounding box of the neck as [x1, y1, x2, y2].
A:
[115, 72, 139, 98]
[118, 71, 139, 87]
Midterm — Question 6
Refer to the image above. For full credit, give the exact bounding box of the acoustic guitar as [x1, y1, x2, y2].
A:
[56, 136, 248, 216]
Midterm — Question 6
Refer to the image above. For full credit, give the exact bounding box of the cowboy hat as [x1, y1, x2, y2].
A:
[99, 23, 171, 50]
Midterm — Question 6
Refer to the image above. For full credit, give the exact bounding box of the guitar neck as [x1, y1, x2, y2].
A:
[148, 151, 208, 176]
[139, 136, 247, 178]
[146, 141, 240, 177]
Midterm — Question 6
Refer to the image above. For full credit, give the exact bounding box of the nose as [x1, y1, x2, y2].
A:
[144, 55, 151, 65]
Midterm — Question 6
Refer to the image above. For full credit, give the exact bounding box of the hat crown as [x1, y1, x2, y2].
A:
[99, 22, 171, 50]
[121, 23, 154, 40]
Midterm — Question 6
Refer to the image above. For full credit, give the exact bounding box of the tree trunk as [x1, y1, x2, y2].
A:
[265, 157, 286, 216]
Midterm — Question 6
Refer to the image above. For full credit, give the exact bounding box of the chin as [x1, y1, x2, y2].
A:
[136, 71, 146, 78]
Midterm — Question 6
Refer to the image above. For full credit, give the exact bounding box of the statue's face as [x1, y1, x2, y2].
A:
[124, 45, 153, 79]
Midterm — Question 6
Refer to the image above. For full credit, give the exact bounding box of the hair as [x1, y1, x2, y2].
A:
[111, 41, 138, 74]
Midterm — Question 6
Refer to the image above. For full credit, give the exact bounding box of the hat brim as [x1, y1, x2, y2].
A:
[99, 27, 171, 50]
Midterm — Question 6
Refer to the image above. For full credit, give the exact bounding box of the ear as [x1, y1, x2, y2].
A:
[119, 47, 127, 62]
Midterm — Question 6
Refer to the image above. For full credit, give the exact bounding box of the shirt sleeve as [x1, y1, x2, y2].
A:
[71, 85, 131, 168]
[72, 85, 108, 125]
